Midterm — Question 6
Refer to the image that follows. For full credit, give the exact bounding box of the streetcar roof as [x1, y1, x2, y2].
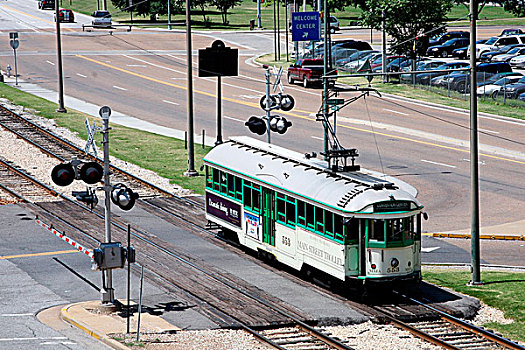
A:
[203, 137, 422, 213]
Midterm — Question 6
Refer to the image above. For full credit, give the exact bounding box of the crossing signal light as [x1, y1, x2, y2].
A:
[111, 183, 139, 211]
[269, 116, 292, 134]
[79, 162, 103, 184]
[51, 163, 75, 187]
[245, 116, 267, 135]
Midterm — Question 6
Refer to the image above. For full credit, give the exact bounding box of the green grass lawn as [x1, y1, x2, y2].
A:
[423, 268, 525, 343]
[0, 83, 209, 194]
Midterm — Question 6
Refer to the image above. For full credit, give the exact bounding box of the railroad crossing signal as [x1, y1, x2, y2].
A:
[51, 160, 103, 186]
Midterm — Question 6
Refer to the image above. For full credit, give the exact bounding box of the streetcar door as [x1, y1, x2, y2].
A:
[261, 188, 275, 246]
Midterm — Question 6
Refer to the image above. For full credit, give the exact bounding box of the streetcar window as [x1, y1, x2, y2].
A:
[205, 166, 212, 188]
[369, 219, 385, 242]
[220, 172, 228, 194]
[306, 203, 315, 229]
[345, 218, 359, 243]
[297, 200, 306, 226]
[235, 177, 243, 200]
[325, 212, 334, 235]
[315, 208, 324, 233]
[334, 214, 344, 242]
[212, 168, 220, 191]
[286, 199, 296, 226]
[277, 195, 286, 222]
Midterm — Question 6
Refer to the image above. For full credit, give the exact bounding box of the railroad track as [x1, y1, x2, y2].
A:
[0, 157, 60, 203]
[0, 104, 170, 198]
[370, 291, 525, 350]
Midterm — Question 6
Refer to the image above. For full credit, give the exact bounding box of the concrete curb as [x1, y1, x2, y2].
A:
[424, 232, 525, 240]
[60, 304, 130, 350]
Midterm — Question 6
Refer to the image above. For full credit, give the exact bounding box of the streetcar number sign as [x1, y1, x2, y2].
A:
[291, 12, 320, 42]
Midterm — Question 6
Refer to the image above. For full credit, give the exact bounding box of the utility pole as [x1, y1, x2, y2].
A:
[469, 0, 482, 286]
[55, 0, 67, 113]
[185, 0, 198, 177]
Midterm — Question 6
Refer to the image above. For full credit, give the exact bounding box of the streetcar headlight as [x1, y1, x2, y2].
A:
[391, 258, 399, 268]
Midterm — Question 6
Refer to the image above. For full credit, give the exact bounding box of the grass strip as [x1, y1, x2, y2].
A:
[423, 269, 525, 342]
[0, 83, 209, 194]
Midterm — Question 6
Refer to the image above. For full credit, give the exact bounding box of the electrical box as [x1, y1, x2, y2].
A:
[93, 242, 125, 270]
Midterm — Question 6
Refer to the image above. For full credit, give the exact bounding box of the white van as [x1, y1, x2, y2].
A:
[475, 35, 525, 58]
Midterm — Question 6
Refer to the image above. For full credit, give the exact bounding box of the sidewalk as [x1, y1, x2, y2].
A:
[57, 301, 180, 349]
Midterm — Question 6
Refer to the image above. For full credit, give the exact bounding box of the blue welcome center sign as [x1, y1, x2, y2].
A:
[291, 11, 320, 42]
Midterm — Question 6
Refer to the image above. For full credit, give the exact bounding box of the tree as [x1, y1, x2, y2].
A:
[212, 0, 242, 24]
[360, 0, 453, 55]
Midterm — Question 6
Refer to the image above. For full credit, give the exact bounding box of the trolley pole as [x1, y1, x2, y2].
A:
[469, 0, 482, 286]
[55, 0, 67, 113]
[100, 106, 115, 303]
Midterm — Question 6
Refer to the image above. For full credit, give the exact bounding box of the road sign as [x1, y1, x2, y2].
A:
[9, 39, 19, 50]
[326, 98, 344, 105]
[291, 12, 320, 42]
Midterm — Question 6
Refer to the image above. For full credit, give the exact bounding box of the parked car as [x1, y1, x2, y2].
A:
[416, 61, 469, 85]
[476, 76, 523, 97]
[38, 0, 55, 10]
[509, 54, 525, 68]
[426, 38, 470, 58]
[55, 8, 74, 23]
[480, 44, 525, 62]
[475, 34, 525, 58]
[428, 31, 469, 47]
[92, 10, 112, 27]
[491, 47, 525, 62]
[498, 76, 525, 99]
[500, 28, 524, 36]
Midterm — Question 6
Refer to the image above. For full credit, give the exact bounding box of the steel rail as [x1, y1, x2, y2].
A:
[0, 157, 60, 199]
[394, 290, 525, 350]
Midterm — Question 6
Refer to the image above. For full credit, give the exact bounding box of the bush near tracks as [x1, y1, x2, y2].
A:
[0, 83, 209, 194]
[423, 269, 525, 343]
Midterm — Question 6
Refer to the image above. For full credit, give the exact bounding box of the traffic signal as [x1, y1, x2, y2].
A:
[269, 116, 292, 134]
[51, 163, 75, 186]
[111, 183, 139, 211]
[79, 162, 103, 184]
[245, 116, 267, 135]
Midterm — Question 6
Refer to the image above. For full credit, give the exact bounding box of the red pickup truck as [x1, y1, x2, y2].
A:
[287, 58, 326, 88]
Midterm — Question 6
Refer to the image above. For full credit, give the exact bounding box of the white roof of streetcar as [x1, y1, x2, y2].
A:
[204, 136, 422, 214]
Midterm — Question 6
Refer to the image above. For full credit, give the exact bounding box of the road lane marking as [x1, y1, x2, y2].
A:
[46, 60, 55, 66]
[113, 85, 127, 91]
[76, 73, 87, 78]
[421, 159, 456, 168]
[162, 100, 179, 105]
[0, 249, 79, 260]
[74, 55, 525, 166]
[383, 108, 409, 116]
[224, 115, 245, 122]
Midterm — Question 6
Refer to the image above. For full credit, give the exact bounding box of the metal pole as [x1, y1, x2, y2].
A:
[126, 224, 131, 334]
[257, 0, 262, 29]
[55, 0, 67, 113]
[265, 69, 271, 144]
[273, 0, 277, 61]
[381, 10, 387, 83]
[136, 265, 144, 342]
[323, 0, 329, 157]
[469, 0, 482, 286]
[13, 48, 18, 87]
[216, 75, 223, 145]
[102, 116, 114, 303]
[185, 0, 198, 177]
[168, 0, 172, 30]
[285, 0, 289, 62]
